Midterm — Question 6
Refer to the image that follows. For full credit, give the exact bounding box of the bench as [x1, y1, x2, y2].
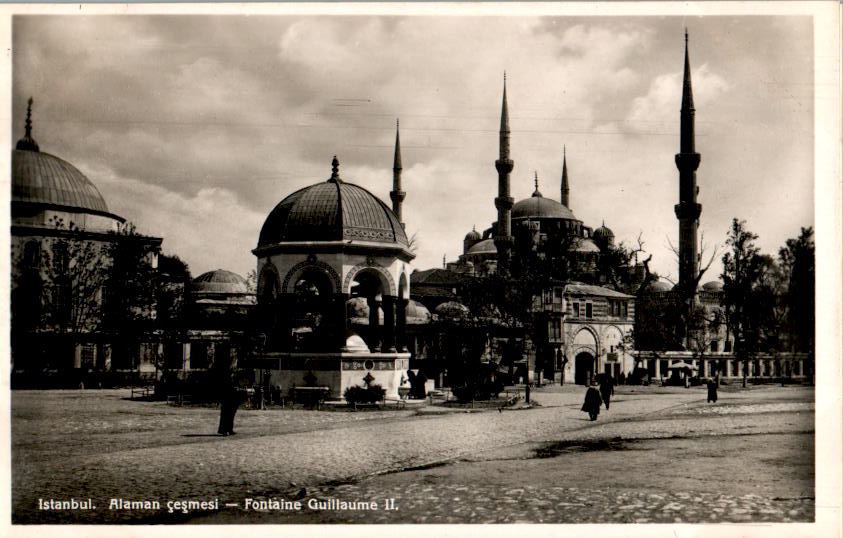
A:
[131, 386, 152, 400]
[291, 386, 331, 409]
[166, 393, 193, 406]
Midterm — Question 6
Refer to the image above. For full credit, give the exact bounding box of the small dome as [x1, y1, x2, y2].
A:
[701, 280, 723, 292]
[593, 224, 615, 241]
[258, 157, 409, 250]
[406, 299, 431, 325]
[576, 238, 601, 253]
[192, 270, 250, 294]
[512, 196, 577, 221]
[466, 238, 497, 255]
[464, 228, 481, 241]
[647, 279, 672, 293]
[434, 301, 469, 318]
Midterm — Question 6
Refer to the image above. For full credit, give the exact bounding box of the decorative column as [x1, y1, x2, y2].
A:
[396, 298, 409, 352]
[335, 293, 349, 351]
[367, 296, 381, 352]
[381, 296, 397, 353]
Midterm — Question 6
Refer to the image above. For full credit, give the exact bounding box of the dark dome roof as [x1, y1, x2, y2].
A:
[466, 238, 497, 255]
[512, 194, 577, 220]
[464, 228, 481, 241]
[647, 279, 672, 293]
[192, 269, 249, 294]
[576, 238, 601, 253]
[701, 280, 723, 292]
[593, 224, 615, 240]
[12, 148, 116, 217]
[258, 158, 408, 249]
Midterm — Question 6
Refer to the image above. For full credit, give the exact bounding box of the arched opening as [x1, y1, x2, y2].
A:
[575, 352, 595, 386]
[348, 268, 392, 352]
[289, 268, 335, 351]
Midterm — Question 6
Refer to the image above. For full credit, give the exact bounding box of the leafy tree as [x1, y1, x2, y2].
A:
[721, 218, 771, 387]
[778, 227, 814, 354]
[38, 218, 111, 366]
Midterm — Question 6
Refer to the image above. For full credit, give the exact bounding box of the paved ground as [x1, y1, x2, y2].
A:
[11, 383, 815, 525]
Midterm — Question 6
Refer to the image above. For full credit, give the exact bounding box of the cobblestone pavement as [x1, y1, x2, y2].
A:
[11, 384, 815, 524]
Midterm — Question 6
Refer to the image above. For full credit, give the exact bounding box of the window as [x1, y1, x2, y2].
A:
[553, 287, 563, 303]
[622, 301, 628, 318]
[80, 344, 96, 369]
[572, 302, 580, 317]
[547, 319, 562, 341]
[585, 303, 593, 319]
[710, 341, 718, 352]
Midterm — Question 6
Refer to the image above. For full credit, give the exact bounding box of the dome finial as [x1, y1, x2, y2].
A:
[329, 155, 341, 182]
[16, 96, 40, 152]
[532, 170, 543, 198]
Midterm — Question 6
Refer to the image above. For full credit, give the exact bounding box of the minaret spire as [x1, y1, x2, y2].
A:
[674, 30, 702, 301]
[390, 118, 406, 228]
[494, 72, 515, 272]
[560, 145, 569, 207]
[16, 97, 40, 152]
[532, 171, 542, 197]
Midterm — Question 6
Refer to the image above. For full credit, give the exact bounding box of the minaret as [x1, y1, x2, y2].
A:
[674, 29, 702, 295]
[16, 97, 40, 152]
[389, 119, 406, 229]
[494, 73, 515, 271]
[560, 145, 569, 207]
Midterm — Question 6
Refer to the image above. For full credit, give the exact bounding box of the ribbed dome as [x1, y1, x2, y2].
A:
[192, 269, 249, 294]
[405, 299, 431, 325]
[593, 224, 615, 241]
[12, 149, 114, 216]
[466, 238, 497, 255]
[464, 228, 481, 241]
[512, 195, 577, 220]
[258, 158, 408, 249]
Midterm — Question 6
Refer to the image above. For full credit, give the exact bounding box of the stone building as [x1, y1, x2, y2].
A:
[10, 98, 163, 386]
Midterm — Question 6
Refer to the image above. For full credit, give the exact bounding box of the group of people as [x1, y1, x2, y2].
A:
[581, 374, 720, 421]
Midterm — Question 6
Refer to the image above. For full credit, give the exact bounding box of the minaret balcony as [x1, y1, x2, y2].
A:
[494, 196, 514, 210]
[674, 152, 701, 171]
[674, 202, 702, 220]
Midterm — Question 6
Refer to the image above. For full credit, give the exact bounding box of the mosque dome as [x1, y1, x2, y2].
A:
[12, 99, 120, 221]
[647, 279, 672, 293]
[258, 156, 409, 250]
[466, 238, 497, 255]
[464, 228, 481, 242]
[192, 269, 250, 295]
[511, 195, 577, 221]
[405, 299, 431, 325]
[701, 280, 723, 292]
[343, 332, 371, 353]
[593, 224, 615, 242]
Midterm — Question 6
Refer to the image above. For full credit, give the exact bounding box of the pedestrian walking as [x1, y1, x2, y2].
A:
[218, 373, 244, 436]
[707, 377, 718, 403]
[598, 375, 615, 410]
[581, 386, 603, 421]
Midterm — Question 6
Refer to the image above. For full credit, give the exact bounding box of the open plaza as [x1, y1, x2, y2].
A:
[12, 383, 814, 525]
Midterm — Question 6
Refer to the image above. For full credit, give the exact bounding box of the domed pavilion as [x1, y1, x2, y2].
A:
[252, 140, 414, 399]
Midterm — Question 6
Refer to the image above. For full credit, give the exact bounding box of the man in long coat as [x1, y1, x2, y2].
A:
[598, 375, 615, 410]
[581, 386, 603, 421]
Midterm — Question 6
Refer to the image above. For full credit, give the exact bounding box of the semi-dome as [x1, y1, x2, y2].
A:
[192, 269, 250, 294]
[576, 238, 601, 253]
[511, 194, 577, 221]
[466, 238, 497, 255]
[258, 157, 409, 250]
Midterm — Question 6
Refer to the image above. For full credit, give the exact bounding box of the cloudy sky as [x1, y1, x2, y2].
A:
[10, 9, 817, 282]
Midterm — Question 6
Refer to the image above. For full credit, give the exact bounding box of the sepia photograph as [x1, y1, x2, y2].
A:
[4, 2, 840, 536]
